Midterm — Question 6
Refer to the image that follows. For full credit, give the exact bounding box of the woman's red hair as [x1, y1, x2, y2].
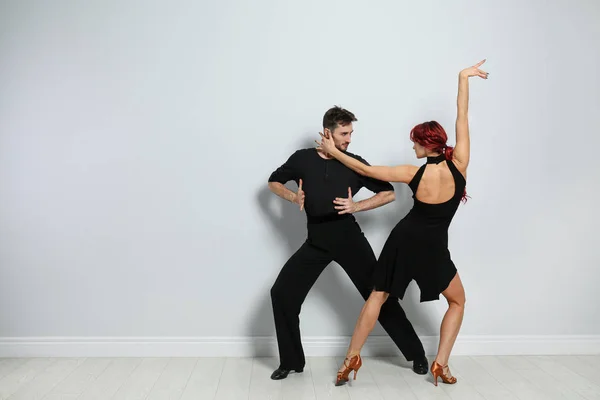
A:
[410, 121, 469, 203]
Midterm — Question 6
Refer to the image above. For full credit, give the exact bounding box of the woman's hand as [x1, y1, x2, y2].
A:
[315, 132, 337, 155]
[460, 59, 489, 79]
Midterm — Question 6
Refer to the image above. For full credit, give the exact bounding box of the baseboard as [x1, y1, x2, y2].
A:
[0, 335, 599, 358]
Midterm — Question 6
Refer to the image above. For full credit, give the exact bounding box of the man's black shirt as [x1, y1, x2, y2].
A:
[268, 148, 394, 218]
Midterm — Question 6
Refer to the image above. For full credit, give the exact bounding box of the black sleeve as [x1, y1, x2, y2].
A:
[268, 150, 302, 184]
[356, 156, 394, 193]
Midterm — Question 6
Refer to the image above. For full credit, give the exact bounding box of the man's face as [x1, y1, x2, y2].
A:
[325, 122, 353, 152]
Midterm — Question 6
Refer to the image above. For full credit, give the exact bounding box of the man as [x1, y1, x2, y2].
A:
[267, 106, 428, 380]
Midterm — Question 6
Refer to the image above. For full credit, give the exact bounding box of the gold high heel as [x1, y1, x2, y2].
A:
[431, 361, 457, 386]
[335, 354, 362, 386]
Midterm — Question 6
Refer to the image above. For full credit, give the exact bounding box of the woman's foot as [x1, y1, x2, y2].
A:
[335, 353, 362, 386]
[431, 360, 457, 386]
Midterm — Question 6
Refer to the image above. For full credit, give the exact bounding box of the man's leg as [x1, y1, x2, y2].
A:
[270, 241, 332, 379]
[334, 230, 428, 373]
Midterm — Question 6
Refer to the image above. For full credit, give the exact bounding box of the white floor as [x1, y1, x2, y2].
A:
[0, 355, 599, 399]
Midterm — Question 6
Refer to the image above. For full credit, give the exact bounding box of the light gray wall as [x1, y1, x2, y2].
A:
[1, 0, 598, 340]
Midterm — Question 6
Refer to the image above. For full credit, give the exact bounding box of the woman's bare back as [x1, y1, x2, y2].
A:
[413, 160, 466, 205]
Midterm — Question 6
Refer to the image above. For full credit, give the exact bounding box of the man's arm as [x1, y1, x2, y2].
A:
[331, 154, 396, 214]
[356, 155, 397, 212]
[333, 186, 395, 215]
[268, 181, 304, 209]
[268, 182, 296, 203]
[267, 150, 304, 210]
[353, 190, 395, 212]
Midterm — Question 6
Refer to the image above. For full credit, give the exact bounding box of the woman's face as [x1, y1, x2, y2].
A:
[412, 140, 427, 159]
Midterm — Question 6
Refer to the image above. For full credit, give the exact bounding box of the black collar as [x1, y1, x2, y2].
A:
[426, 153, 446, 164]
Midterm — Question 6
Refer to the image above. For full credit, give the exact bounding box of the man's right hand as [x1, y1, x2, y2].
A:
[293, 179, 305, 210]
[267, 179, 305, 211]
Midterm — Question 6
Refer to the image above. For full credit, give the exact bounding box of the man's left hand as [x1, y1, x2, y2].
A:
[334, 187, 359, 214]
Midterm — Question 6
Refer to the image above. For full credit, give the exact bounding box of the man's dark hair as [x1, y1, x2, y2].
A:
[322, 106, 357, 132]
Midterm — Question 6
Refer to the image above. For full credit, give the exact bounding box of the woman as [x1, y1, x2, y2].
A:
[316, 60, 488, 386]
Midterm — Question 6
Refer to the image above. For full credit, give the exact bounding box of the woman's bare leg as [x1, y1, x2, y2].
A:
[338, 290, 389, 373]
[434, 273, 466, 378]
